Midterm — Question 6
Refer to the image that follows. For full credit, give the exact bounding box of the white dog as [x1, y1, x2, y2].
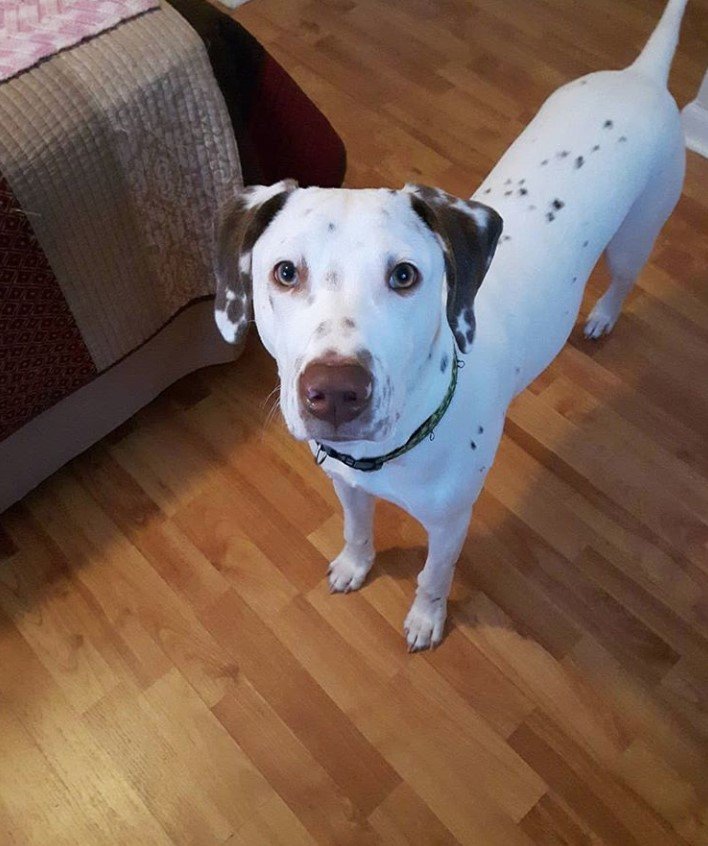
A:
[214, 0, 688, 650]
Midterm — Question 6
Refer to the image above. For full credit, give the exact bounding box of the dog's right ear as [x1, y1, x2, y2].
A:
[403, 184, 502, 353]
[214, 179, 298, 343]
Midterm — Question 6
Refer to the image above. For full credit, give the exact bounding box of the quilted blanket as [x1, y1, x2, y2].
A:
[0, 4, 242, 439]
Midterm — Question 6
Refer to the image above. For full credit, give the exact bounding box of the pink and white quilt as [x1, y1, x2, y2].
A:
[0, 0, 159, 82]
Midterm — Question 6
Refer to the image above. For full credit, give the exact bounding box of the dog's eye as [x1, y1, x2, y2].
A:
[273, 260, 298, 287]
[389, 262, 419, 291]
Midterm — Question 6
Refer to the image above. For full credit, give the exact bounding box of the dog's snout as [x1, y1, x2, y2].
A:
[299, 359, 373, 425]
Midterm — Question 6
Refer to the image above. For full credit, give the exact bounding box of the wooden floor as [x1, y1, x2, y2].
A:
[2, 1, 707, 843]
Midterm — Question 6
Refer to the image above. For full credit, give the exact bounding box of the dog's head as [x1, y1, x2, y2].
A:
[214, 180, 502, 444]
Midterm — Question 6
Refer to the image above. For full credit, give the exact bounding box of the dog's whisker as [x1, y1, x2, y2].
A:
[260, 382, 281, 411]
[260, 395, 284, 439]
[263, 393, 279, 422]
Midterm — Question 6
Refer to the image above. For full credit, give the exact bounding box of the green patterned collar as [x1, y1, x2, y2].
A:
[315, 349, 460, 473]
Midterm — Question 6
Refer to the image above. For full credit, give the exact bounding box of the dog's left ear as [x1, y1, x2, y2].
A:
[214, 179, 298, 343]
[404, 184, 503, 353]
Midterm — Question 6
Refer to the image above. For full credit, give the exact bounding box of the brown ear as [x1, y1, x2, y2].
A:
[214, 179, 298, 343]
[404, 184, 502, 353]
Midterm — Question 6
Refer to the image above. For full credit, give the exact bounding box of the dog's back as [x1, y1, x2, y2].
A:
[471, 0, 687, 391]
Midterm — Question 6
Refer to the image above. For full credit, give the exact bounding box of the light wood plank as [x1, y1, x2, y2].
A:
[1, 0, 706, 842]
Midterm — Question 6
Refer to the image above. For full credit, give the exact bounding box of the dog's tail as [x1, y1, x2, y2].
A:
[630, 0, 689, 85]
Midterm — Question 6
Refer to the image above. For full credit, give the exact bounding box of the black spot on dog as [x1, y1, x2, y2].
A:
[479, 466, 486, 473]
[519, 178, 526, 185]
[541, 159, 549, 166]
[323, 270, 340, 291]
[440, 354, 449, 373]
[580, 79, 588, 85]
[572, 276, 577, 283]
[470, 440, 477, 450]
[551, 198, 564, 210]
[505, 178, 512, 186]
[328, 222, 336, 232]
[528, 204, 537, 211]
[575, 156, 584, 169]
[515, 366, 521, 374]
[592, 144, 600, 152]
[478, 425, 484, 434]
[557, 150, 570, 159]
[500, 235, 511, 242]
[483, 187, 491, 194]
[356, 347, 374, 370]
[583, 240, 589, 247]
[504, 190, 513, 196]
[604, 119, 613, 128]
[518, 187, 528, 196]
[618, 135, 627, 143]
[546, 212, 556, 222]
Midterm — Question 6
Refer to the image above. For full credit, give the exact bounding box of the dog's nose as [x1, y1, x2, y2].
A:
[299, 360, 373, 425]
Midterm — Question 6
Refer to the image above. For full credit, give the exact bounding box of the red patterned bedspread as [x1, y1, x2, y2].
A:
[0, 176, 96, 440]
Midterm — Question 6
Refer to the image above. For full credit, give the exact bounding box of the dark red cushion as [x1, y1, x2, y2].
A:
[167, 0, 346, 187]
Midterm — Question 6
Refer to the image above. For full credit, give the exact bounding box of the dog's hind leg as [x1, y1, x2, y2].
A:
[585, 138, 685, 339]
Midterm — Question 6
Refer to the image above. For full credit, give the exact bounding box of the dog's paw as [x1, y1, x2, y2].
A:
[328, 548, 372, 593]
[584, 295, 621, 339]
[404, 598, 447, 652]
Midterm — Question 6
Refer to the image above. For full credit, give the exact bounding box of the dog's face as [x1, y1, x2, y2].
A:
[214, 181, 502, 444]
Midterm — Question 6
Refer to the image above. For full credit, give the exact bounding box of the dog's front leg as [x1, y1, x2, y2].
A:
[328, 477, 376, 592]
[404, 506, 472, 651]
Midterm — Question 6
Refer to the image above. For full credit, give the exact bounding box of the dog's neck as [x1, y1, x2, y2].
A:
[319, 326, 456, 461]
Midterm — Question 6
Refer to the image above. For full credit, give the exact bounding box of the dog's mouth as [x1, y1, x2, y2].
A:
[295, 416, 389, 445]
[281, 394, 392, 444]
[283, 355, 392, 444]
[276, 358, 396, 445]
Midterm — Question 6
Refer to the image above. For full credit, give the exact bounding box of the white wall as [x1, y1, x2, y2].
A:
[682, 70, 708, 158]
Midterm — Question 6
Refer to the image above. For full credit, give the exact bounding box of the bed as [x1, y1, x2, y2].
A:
[0, 0, 345, 512]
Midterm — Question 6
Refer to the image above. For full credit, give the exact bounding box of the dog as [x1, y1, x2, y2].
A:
[213, 0, 688, 650]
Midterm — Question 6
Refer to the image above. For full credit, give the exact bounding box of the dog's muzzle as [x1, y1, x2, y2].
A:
[298, 358, 373, 426]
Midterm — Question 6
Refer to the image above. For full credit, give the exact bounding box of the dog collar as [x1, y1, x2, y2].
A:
[314, 349, 460, 472]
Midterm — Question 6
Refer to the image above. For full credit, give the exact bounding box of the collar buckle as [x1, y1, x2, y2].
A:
[353, 457, 385, 472]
